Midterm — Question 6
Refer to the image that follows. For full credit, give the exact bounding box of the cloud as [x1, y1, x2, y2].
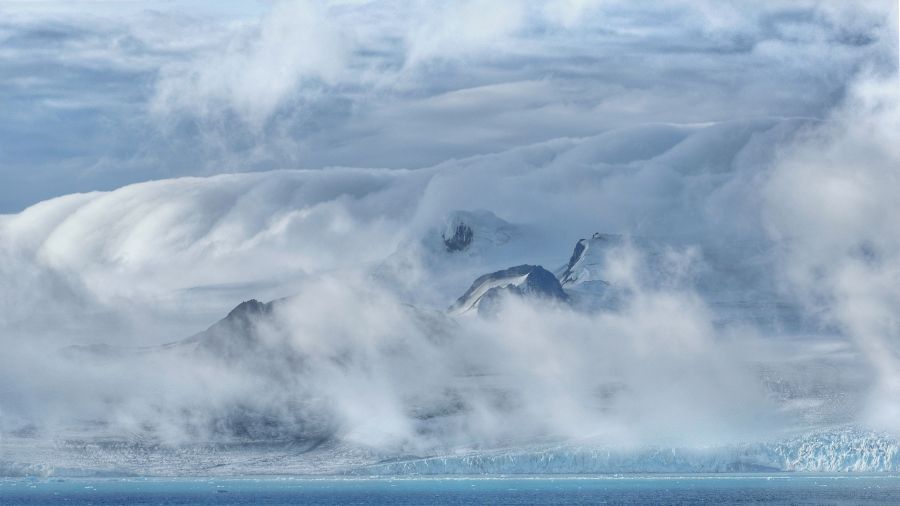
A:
[400, 0, 527, 67]
[0, 245, 774, 451]
[763, 74, 900, 429]
[0, 112, 821, 453]
[0, 0, 898, 466]
[0, 0, 892, 212]
[152, 1, 349, 129]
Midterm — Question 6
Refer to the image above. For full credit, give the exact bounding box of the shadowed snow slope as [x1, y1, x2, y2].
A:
[449, 265, 568, 316]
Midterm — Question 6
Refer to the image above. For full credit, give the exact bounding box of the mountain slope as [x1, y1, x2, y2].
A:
[449, 264, 568, 315]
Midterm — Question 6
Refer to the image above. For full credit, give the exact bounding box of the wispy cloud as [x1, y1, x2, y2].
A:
[0, 0, 891, 211]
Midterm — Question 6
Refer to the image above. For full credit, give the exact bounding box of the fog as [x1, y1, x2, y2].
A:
[0, 1, 898, 461]
[0, 252, 776, 451]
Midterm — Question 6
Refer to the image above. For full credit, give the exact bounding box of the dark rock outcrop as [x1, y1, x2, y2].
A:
[443, 222, 474, 252]
[188, 299, 276, 359]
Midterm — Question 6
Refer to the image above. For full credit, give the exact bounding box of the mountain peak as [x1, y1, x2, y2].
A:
[443, 222, 474, 252]
[438, 210, 516, 254]
[450, 264, 568, 316]
[226, 299, 270, 320]
[559, 234, 622, 286]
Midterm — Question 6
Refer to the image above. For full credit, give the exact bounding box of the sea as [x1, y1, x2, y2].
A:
[4, 475, 900, 505]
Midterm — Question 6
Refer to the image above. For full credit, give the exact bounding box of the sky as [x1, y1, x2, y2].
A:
[2, 0, 900, 463]
[0, 0, 894, 212]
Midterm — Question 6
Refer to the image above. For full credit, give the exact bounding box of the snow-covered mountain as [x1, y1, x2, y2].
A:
[439, 210, 517, 254]
[1, 114, 896, 477]
[0, 226, 879, 476]
[449, 265, 568, 316]
[559, 233, 622, 287]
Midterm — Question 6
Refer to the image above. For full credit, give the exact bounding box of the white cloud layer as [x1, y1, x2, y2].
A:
[0, 0, 893, 211]
[765, 75, 900, 429]
[0, 0, 899, 462]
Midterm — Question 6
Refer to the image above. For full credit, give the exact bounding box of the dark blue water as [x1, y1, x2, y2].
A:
[4, 475, 900, 505]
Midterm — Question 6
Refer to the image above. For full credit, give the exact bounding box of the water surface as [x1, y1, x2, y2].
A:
[4, 475, 900, 505]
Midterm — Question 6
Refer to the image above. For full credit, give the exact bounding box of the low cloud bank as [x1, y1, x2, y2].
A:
[1, 2, 898, 456]
[765, 76, 900, 430]
[0, 91, 892, 450]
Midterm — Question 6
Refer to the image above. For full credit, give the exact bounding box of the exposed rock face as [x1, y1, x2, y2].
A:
[438, 210, 516, 254]
[501, 265, 569, 301]
[559, 233, 620, 286]
[443, 222, 474, 252]
[450, 264, 569, 316]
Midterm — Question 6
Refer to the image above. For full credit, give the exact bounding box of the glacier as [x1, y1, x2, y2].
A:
[358, 428, 900, 475]
[4, 427, 900, 477]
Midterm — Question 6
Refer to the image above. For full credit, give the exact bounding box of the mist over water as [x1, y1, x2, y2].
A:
[1, 0, 899, 475]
